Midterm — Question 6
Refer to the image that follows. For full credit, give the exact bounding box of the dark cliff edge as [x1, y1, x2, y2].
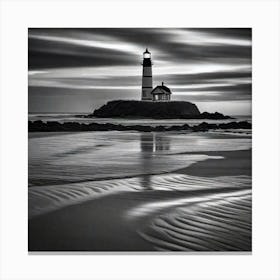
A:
[29, 120, 251, 133]
[87, 100, 233, 120]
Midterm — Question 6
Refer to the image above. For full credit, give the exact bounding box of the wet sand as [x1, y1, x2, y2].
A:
[175, 149, 251, 177]
[29, 149, 251, 252]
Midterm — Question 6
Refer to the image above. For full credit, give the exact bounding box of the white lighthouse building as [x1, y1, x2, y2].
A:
[141, 48, 153, 101]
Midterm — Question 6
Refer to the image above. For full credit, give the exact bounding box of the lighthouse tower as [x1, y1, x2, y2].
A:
[141, 48, 153, 101]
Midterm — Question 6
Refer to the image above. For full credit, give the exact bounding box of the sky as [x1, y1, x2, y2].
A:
[28, 28, 252, 115]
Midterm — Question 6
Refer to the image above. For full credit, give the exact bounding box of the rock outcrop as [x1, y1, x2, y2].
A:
[29, 120, 251, 133]
[198, 112, 233, 120]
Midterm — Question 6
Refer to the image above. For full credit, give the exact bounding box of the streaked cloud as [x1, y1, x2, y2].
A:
[158, 29, 251, 46]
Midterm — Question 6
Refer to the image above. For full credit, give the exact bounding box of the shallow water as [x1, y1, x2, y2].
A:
[29, 131, 251, 186]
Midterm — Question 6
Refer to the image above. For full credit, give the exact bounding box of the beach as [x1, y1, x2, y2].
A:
[28, 130, 251, 251]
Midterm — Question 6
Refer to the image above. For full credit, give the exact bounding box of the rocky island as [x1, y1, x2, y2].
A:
[87, 100, 232, 120]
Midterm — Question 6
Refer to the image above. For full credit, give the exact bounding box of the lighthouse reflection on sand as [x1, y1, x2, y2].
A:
[140, 133, 171, 190]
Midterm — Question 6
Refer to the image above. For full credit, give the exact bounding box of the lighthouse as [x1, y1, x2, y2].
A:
[141, 48, 153, 101]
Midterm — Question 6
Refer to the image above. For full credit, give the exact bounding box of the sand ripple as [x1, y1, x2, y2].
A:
[138, 191, 251, 251]
[29, 173, 250, 219]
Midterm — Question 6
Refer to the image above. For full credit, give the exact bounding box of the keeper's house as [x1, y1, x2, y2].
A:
[151, 82, 172, 101]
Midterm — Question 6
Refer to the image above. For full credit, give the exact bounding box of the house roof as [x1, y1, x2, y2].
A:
[151, 83, 172, 95]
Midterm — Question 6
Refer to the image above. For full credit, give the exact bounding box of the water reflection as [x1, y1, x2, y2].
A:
[140, 133, 170, 152]
[139, 133, 170, 190]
